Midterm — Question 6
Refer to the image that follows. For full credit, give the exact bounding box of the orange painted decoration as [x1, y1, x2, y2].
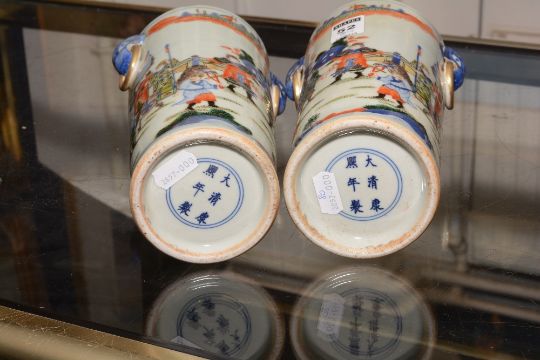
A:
[187, 92, 217, 104]
[320, 107, 366, 123]
[223, 64, 253, 87]
[135, 77, 150, 104]
[377, 86, 404, 104]
[294, 107, 367, 136]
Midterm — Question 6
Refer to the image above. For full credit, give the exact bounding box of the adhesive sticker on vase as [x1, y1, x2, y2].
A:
[331, 16, 365, 43]
[152, 150, 198, 190]
[313, 172, 344, 215]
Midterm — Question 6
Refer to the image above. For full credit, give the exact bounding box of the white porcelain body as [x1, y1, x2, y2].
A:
[114, 6, 282, 263]
[284, 1, 464, 258]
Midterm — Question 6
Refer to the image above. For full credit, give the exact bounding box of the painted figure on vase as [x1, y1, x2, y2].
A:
[368, 66, 415, 109]
[331, 51, 369, 83]
[127, 44, 276, 150]
[222, 63, 256, 103]
[293, 30, 441, 152]
[175, 65, 221, 110]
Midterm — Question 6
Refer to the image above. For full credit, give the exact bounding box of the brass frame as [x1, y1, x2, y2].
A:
[0, 305, 205, 360]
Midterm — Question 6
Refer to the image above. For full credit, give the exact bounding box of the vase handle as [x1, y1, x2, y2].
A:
[285, 57, 305, 109]
[112, 34, 145, 91]
[270, 73, 287, 124]
[441, 47, 465, 109]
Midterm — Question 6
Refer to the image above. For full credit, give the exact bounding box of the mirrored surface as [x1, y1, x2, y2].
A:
[1, 1, 540, 359]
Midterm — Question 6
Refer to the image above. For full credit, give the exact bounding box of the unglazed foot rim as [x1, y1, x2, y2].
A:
[131, 127, 280, 263]
[283, 114, 440, 258]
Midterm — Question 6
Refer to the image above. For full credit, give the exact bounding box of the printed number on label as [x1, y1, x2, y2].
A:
[152, 151, 198, 190]
[331, 16, 365, 43]
[313, 172, 344, 215]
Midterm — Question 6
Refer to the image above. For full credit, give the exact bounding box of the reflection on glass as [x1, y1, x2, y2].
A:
[290, 266, 434, 360]
[146, 271, 284, 359]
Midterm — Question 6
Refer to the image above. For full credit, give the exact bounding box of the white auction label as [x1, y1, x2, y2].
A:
[318, 293, 345, 336]
[152, 151, 198, 190]
[331, 15, 365, 43]
[313, 171, 343, 214]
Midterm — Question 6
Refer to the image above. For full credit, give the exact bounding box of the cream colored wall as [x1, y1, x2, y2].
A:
[482, 0, 540, 43]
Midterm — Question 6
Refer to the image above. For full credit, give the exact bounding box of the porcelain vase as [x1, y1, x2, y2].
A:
[112, 5, 286, 263]
[284, 1, 465, 258]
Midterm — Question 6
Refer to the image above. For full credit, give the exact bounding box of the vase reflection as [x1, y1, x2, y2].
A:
[290, 266, 434, 360]
[146, 271, 284, 359]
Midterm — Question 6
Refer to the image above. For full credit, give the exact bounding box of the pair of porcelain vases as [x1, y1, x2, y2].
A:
[113, 1, 465, 263]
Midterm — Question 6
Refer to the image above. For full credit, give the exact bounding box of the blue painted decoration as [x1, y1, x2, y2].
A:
[193, 182, 206, 196]
[348, 177, 360, 192]
[370, 199, 384, 212]
[365, 155, 377, 167]
[178, 201, 193, 215]
[221, 173, 231, 187]
[203, 164, 219, 178]
[112, 34, 145, 75]
[350, 200, 364, 214]
[326, 148, 403, 221]
[196, 212, 209, 225]
[167, 158, 244, 229]
[346, 155, 358, 168]
[208, 192, 222, 206]
[368, 175, 378, 189]
[443, 46, 465, 90]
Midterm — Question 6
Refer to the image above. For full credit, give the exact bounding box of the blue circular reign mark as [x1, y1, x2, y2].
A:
[326, 148, 403, 221]
[166, 158, 244, 229]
